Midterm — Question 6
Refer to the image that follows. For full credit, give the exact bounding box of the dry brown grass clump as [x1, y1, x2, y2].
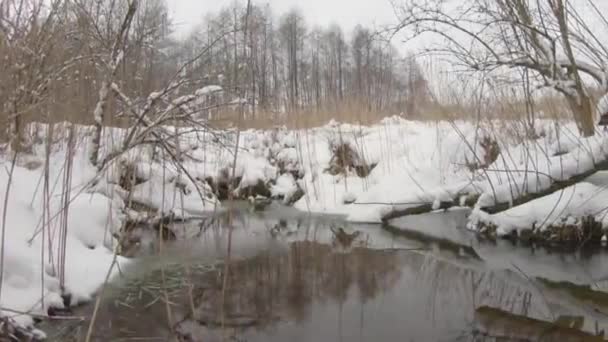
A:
[325, 141, 376, 177]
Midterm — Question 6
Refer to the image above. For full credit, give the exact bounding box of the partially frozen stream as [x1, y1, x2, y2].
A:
[43, 203, 608, 341]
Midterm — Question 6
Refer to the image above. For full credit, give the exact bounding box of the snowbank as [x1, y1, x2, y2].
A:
[210, 117, 608, 224]
[0, 123, 221, 335]
[130, 163, 220, 215]
[0, 143, 127, 335]
[469, 182, 608, 239]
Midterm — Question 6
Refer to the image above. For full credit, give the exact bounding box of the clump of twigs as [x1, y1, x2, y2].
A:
[465, 135, 500, 171]
[326, 141, 376, 177]
[475, 215, 604, 247]
[542, 216, 604, 246]
[236, 180, 272, 199]
[118, 161, 146, 192]
[205, 168, 272, 200]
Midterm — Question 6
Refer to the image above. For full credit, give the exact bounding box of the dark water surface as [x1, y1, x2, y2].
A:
[43, 203, 608, 341]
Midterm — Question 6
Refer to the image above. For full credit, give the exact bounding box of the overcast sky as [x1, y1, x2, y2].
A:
[168, 0, 397, 39]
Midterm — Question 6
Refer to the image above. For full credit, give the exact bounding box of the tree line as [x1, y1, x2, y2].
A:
[182, 3, 429, 121]
[0, 0, 430, 150]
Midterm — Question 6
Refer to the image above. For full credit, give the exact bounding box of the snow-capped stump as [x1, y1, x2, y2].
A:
[275, 147, 303, 179]
[283, 135, 296, 148]
[271, 173, 303, 205]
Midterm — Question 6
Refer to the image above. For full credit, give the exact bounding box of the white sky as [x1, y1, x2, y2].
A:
[168, 0, 398, 39]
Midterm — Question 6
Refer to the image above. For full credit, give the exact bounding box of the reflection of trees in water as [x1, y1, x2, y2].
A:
[75, 236, 559, 342]
[430, 257, 537, 316]
[393, 253, 558, 341]
[192, 241, 403, 328]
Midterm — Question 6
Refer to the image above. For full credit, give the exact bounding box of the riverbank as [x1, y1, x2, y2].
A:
[1, 117, 608, 337]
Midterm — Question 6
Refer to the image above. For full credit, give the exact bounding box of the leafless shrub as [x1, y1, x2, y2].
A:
[392, 0, 608, 136]
[326, 141, 376, 177]
[465, 135, 501, 171]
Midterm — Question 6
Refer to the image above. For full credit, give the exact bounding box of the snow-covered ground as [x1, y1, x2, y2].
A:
[0, 140, 128, 337]
[2, 116, 608, 336]
[469, 182, 608, 237]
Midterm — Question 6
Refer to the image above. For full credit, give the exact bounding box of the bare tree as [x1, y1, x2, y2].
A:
[279, 9, 306, 112]
[0, 0, 73, 151]
[83, 0, 138, 166]
[392, 0, 608, 135]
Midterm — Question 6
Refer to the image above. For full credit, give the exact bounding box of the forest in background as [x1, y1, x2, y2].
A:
[0, 0, 433, 144]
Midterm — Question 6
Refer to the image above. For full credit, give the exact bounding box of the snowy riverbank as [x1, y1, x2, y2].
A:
[2, 116, 608, 336]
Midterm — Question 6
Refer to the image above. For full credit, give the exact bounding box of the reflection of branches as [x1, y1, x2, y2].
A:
[167, 240, 403, 333]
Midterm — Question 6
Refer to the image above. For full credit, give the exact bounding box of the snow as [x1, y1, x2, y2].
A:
[92, 82, 108, 124]
[271, 173, 298, 202]
[469, 182, 608, 236]
[149, 91, 162, 100]
[234, 155, 277, 189]
[432, 199, 441, 210]
[342, 192, 357, 204]
[291, 118, 496, 222]
[0, 124, 221, 333]
[0, 144, 128, 334]
[195, 85, 222, 97]
[130, 167, 220, 215]
[226, 117, 608, 225]
[4, 114, 608, 334]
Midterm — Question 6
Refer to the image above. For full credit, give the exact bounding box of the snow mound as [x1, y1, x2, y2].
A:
[0, 147, 128, 333]
[469, 182, 608, 236]
[131, 170, 220, 215]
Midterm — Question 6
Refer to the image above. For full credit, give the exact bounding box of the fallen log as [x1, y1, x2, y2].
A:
[382, 159, 608, 222]
[380, 194, 479, 223]
[480, 160, 608, 214]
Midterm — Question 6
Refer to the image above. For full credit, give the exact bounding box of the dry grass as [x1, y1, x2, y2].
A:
[2, 85, 602, 141]
[207, 100, 475, 130]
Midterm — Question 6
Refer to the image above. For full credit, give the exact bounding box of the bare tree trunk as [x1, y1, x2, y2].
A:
[90, 0, 138, 166]
[552, 0, 596, 137]
[565, 93, 596, 137]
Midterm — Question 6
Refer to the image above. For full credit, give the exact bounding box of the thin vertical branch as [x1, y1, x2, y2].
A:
[0, 151, 18, 303]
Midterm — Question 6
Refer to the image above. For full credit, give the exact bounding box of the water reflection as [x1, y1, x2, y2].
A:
[43, 208, 608, 342]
